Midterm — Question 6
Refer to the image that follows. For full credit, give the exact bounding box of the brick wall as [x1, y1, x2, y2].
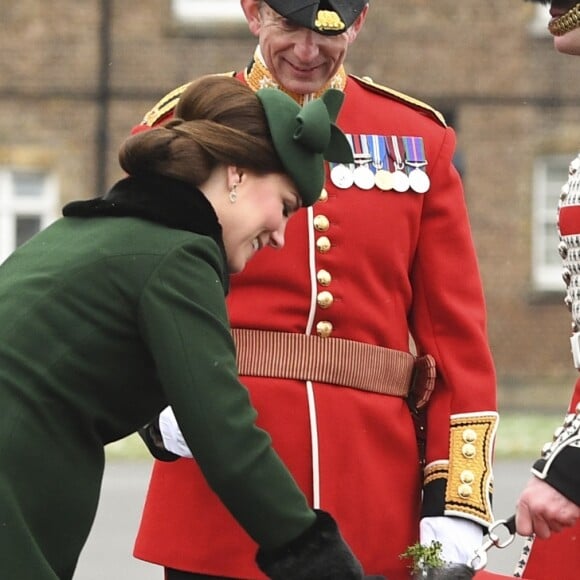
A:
[1, 0, 579, 409]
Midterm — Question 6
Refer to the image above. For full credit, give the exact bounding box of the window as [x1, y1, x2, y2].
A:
[532, 155, 573, 292]
[0, 169, 58, 263]
[528, 4, 551, 37]
[172, 0, 244, 25]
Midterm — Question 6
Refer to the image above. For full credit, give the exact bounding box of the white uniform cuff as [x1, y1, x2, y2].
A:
[158, 406, 193, 458]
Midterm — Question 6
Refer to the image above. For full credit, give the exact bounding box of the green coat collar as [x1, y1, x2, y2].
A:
[63, 174, 228, 284]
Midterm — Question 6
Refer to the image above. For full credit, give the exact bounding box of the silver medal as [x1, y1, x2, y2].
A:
[353, 165, 375, 190]
[392, 169, 410, 193]
[408, 168, 430, 193]
[353, 135, 375, 190]
[330, 164, 354, 189]
[404, 136, 430, 194]
[389, 136, 410, 192]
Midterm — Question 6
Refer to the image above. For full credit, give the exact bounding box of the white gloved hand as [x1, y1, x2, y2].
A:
[419, 516, 483, 566]
[158, 406, 194, 458]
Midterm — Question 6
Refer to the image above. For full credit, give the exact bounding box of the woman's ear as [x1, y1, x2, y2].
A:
[226, 165, 243, 189]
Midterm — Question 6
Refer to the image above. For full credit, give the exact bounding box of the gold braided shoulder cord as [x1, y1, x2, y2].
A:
[549, 3, 580, 36]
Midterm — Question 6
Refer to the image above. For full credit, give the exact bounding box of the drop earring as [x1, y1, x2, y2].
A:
[229, 183, 238, 204]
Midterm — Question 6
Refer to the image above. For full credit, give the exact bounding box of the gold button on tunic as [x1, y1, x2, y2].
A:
[316, 236, 331, 253]
[317, 270, 332, 287]
[316, 321, 333, 338]
[317, 291, 334, 309]
[313, 215, 330, 232]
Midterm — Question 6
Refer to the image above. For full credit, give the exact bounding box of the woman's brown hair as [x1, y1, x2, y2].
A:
[118, 75, 284, 185]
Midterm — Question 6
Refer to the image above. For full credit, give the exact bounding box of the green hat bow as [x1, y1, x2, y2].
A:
[257, 88, 353, 207]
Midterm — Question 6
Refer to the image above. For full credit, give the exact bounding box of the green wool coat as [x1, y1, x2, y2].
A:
[0, 175, 314, 580]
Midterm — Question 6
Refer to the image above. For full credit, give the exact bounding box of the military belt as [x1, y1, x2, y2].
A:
[231, 328, 435, 406]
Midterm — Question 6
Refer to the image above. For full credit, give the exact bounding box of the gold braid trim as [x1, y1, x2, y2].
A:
[244, 46, 347, 105]
[424, 460, 449, 486]
[549, 3, 580, 36]
[444, 412, 498, 525]
[139, 72, 236, 127]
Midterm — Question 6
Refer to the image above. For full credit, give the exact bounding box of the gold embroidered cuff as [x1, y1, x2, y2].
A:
[444, 412, 498, 525]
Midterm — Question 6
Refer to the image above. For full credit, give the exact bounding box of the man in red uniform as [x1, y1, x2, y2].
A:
[513, 2, 580, 579]
[133, 1, 498, 578]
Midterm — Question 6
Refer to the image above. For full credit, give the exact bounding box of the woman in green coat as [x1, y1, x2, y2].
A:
[0, 75, 362, 580]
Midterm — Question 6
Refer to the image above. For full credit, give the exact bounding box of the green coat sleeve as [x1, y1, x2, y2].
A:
[138, 237, 315, 549]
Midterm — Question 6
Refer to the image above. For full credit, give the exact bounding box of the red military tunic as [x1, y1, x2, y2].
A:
[133, 59, 498, 579]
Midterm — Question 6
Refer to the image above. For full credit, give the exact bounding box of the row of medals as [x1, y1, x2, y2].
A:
[330, 153, 430, 194]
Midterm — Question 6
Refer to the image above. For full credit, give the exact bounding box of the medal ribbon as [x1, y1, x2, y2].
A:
[345, 133, 355, 159]
[390, 136, 405, 171]
[403, 136, 427, 168]
[352, 134, 363, 160]
[360, 135, 374, 172]
[371, 134, 383, 170]
[380, 136, 391, 171]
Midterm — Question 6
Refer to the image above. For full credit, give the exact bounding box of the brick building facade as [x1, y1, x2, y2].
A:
[1, 0, 579, 410]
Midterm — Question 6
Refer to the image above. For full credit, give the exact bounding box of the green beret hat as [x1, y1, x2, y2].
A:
[256, 88, 353, 207]
[264, 0, 368, 35]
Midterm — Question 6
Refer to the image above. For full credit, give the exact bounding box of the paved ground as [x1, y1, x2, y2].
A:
[74, 458, 535, 579]
[74, 459, 160, 580]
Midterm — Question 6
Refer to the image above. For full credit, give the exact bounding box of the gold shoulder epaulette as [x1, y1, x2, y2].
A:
[140, 71, 237, 127]
[352, 75, 447, 128]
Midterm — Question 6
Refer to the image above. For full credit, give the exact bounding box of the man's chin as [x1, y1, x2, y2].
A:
[278, 73, 326, 95]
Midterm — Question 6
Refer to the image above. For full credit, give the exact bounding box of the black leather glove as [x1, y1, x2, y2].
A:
[138, 417, 181, 462]
[426, 564, 475, 579]
[256, 509, 385, 579]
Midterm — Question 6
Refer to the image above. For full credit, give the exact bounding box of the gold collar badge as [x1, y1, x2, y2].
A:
[315, 10, 345, 33]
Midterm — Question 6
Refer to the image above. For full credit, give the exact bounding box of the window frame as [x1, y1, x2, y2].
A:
[531, 154, 573, 293]
[170, 0, 247, 35]
[0, 168, 59, 263]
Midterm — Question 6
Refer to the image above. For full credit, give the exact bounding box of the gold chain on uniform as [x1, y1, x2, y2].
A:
[549, 3, 580, 36]
[244, 47, 347, 105]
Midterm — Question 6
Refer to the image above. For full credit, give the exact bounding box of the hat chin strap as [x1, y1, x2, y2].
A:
[549, 3, 580, 36]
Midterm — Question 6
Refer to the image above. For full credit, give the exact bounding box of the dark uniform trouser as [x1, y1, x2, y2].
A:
[165, 568, 234, 580]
